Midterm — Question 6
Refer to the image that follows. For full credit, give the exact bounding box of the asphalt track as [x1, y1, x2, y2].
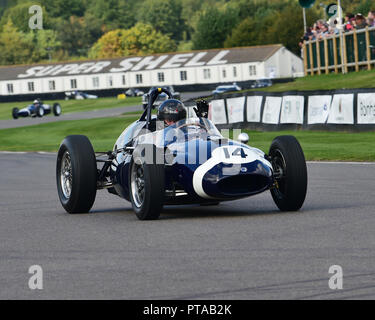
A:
[0, 91, 210, 129]
[0, 152, 374, 300]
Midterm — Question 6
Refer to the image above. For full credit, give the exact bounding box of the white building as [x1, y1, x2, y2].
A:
[0, 44, 303, 96]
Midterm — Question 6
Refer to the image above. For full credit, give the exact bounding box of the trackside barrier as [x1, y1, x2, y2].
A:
[183, 89, 375, 132]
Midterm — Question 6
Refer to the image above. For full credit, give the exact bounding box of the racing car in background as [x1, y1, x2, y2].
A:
[56, 88, 308, 220]
[65, 91, 98, 100]
[12, 99, 62, 119]
[125, 88, 144, 97]
[142, 86, 180, 109]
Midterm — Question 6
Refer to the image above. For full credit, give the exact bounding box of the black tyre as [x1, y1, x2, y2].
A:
[12, 108, 19, 119]
[56, 135, 97, 214]
[53, 103, 62, 116]
[269, 136, 307, 211]
[36, 106, 44, 117]
[129, 144, 165, 220]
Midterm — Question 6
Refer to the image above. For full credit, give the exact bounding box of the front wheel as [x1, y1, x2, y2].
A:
[36, 106, 44, 117]
[269, 136, 307, 211]
[56, 135, 97, 213]
[129, 145, 165, 220]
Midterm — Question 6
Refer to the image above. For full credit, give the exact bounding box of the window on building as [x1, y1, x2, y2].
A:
[136, 74, 143, 84]
[157, 72, 165, 82]
[108, 76, 113, 87]
[49, 80, 55, 91]
[122, 75, 126, 86]
[249, 65, 257, 76]
[180, 70, 187, 81]
[222, 69, 227, 78]
[70, 79, 77, 89]
[28, 82, 35, 92]
[203, 68, 211, 79]
[233, 66, 237, 78]
[7, 83, 13, 94]
[92, 77, 100, 88]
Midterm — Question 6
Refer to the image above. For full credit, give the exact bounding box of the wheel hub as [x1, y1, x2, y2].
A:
[60, 151, 72, 199]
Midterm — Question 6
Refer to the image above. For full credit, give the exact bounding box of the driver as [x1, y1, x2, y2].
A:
[33, 99, 41, 107]
[157, 99, 187, 127]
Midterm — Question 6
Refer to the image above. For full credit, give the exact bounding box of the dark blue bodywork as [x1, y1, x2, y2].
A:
[109, 118, 274, 205]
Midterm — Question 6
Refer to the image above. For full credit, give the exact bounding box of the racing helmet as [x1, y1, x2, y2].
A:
[33, 99, 41, 106]
[157, 99, 187, 124]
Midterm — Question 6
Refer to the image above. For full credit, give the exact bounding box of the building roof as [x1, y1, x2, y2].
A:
[0, 45, 283, 81]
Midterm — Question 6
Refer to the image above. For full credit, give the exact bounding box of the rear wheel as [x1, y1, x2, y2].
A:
[129, 145, 165, 220]
[53, 103, 62, 116]
[269, 136, 307, 211]
[56, 135, 97, 213]
[12, 108, 19, 119]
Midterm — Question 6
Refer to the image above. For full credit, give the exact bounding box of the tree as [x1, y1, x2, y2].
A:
[31, 29, 61, 61]
[224, 18, 261, 48]
[56, 15, 103, 57]
[192, 7, 238, 50]
[40, 0, 85, 19]
[89, 23, 176, 59]
[85, 0, 138, 30]
[0, 19, 34, 65]
[264, 2, 320, 55]
[137, 0, 186, 41]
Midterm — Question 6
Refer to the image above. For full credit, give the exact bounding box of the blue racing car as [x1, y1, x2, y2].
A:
[56, 88, 307, 220]
[12, 99, 62, 119]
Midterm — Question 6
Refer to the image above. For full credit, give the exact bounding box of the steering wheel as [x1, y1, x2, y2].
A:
[175, 123, 206, 130]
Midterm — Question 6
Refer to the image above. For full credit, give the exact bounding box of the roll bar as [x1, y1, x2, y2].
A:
[140, 87, 173, 129]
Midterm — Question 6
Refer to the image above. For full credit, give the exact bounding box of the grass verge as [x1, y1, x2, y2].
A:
[255, 69, 375, 92]
[0, 116, 374, 161]
[0, 97, 141, 120]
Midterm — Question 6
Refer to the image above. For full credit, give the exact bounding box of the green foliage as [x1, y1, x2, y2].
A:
[192, 7, 239, 50]
[137, 0, 186, 41]
[225, 0, 320, 55]
[90, 23, 176, 59]
[85, 0, 138, 30]
[56, 15, 102, 57]
[40, 0, 85, 19]
[0, 19, 34, 65]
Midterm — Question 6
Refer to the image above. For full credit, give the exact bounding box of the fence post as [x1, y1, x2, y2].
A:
[353, 29, 359, 72]
[324, 38, 329, 74]
[365, 27, 372, 70]
[303, 41, 308, 76]
[316, 39, 321, 75]
[309, 41, 314, 76]
[342, 32, 348, 73]
[333, 36, 338, 74]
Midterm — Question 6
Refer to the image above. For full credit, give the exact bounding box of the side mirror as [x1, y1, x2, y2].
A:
[238, 133, 249, 144]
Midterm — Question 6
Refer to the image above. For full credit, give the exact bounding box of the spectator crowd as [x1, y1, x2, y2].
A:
[300, 10, 375, 46]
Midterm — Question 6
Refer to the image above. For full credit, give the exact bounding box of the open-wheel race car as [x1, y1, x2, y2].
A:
[12, 99, 62, 119]
[56, 88, 308, 220]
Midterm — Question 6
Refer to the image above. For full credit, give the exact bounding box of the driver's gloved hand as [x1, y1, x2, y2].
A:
[194, 99, 209, 118]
